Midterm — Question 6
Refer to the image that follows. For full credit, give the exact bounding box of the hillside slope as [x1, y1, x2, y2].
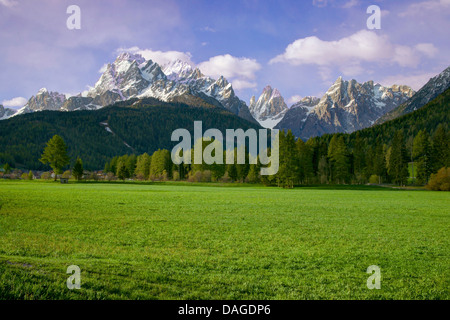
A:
[0, 98, 261, 170]
[350, 87, 450, 145]
[375, 66, 450, 125]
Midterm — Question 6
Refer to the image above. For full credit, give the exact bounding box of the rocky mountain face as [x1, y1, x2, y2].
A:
[10, 52, 257, 124]
[249, 86, 289, 129]
[16, 88, 67, 115]
[0, 104, 17, 120]
[275, 77, 415, 140]
[376, 66, 450, 124]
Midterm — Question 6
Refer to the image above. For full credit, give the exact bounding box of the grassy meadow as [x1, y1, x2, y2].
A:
[0, 180, 448, 300]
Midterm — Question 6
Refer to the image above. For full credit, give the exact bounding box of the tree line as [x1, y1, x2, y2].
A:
[100, 124, 449, 188]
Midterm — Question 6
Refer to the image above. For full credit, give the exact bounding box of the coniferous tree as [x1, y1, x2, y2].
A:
[353, 133, 366, 183]
[126, 154, 137, 178]
[318, 156, 328, 184]
[227, 163, 238, 182]
[247, 162, 260, 183]
[297, 139, 314, 184]
[373, 141, 386, 184]
[117, 162, 129, 181]
[431, 124, 450, 172]
[413, 130, 432, 184]
[328, 135, 349, 184]
[135, 153, 151, 180]
[73, 157, 84, 181]
[388, 131, 409, 186]
[276, 130, 298, 188]
[149, 149, 171, 179]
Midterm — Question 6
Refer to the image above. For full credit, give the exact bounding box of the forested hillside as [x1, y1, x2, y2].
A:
[0, 98, 261, 170]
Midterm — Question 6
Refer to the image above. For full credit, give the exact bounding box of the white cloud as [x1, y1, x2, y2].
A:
[198, 54, 261, 90]
[379, 72, 436, 91]
[2, 96, 27, 108]
[399, 0, 450, 17]
[0, 0, 17, 7]
[287, 95, 303, 104]
[270, 30, 432, 74]
[415, 43, 438, 58]
[198, 54, 261, 80]
[116, 46, 194, 67]
[231, 79, 258, 90]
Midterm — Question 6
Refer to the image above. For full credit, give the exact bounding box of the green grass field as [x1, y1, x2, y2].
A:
[0, 180, 448, 300]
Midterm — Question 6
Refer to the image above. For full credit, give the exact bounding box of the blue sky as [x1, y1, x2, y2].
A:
[1, 0, 449, 109]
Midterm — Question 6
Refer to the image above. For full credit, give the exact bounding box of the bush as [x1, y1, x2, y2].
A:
[202, 170, 212, 182]
[426, 167, 450, 191]
[41, 172, 51, 180]
[220, 172, 231, 183]
[369, 175, 380, 184]
[62, 170, 71, 179]
[193, 171, 202, 182]
[172, 171, 180, 181]
[106, 172, 116, 181]
[161, 170, 169, 181]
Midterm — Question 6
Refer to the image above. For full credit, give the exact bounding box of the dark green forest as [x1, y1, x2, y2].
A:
[0, 98, 261, 170]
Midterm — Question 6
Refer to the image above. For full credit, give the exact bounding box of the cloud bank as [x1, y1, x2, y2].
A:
[270, 30, 438, 79]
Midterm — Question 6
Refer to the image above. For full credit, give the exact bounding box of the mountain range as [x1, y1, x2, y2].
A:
[275, 77, 415, 140]
[14, 52, 257, 124]
[0, 105, 16, 120]
[375, 66, 450, 124]
[249, 66, 449, 140]
[2, 51, 449, 142]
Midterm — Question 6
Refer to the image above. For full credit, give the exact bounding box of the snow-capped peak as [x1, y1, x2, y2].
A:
[163, 59, 194, 79]
[37, 87, 48, 95]
[7, 51, 258, 125]
[249, 85, 288, 128]
[0, 104, 17, 120]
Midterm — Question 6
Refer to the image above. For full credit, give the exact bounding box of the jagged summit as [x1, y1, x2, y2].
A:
[0, 104, 17, 120]
[163, 59, 197, 81]
[276, 77, 415, 140]
[7, 52, 257, 124]
[249, 85, 288, 129]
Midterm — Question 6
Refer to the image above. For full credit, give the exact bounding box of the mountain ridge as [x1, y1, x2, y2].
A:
[275, 77, 414, 140]
[249, 85, 289, 129]
[375, 66, 450, 124]
[11, 52, 257, 124]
